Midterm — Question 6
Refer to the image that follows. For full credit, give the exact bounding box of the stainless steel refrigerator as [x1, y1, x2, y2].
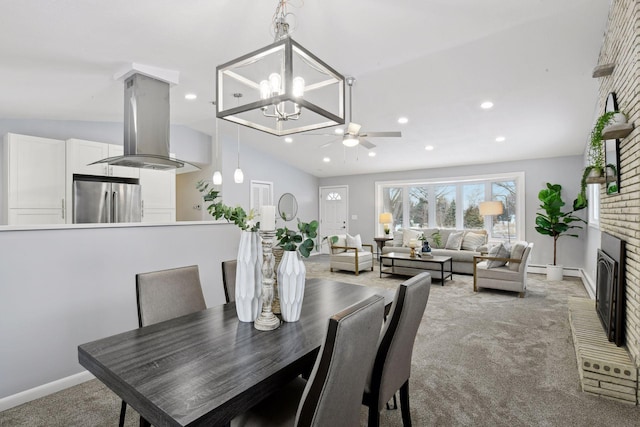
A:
[73, 176, 142, 223]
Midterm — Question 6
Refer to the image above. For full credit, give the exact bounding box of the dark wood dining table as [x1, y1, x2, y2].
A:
[78, 278, 394, 427]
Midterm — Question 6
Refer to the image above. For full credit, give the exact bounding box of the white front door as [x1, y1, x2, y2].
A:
[319, 186, 348, 254]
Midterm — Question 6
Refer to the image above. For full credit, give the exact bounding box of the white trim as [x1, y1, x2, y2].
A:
[579, 268, 596, 299]
[0, 371, 94, 412]
[527, 264, 582, 277]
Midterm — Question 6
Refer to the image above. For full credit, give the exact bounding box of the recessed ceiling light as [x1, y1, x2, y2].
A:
[495, 136, 506, 142]
[334, 128, 344, 134]
[323, 157, 331, 162]
[480, 101, 493, 109]
[284, 137, 293, 143]
[425, 145, 434, 151]
[368, 152, 376, 157]
[398, 117, 409, 124]
[185, 93, 197, 100]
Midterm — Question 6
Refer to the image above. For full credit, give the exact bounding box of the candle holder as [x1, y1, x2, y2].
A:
[254, 230, 281, 331]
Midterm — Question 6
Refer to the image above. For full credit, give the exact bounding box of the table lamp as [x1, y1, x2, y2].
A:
[479, 200, 508, 242]
[379, 212, 393, 236]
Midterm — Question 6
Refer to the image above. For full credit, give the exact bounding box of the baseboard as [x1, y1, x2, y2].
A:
[0, 371, 94, 412]
[528, 264, 582, 277]
[579, 268, 596, 299]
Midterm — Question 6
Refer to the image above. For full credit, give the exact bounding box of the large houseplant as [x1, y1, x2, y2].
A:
[197, 180, 262, 322]
[276, 219, 319, 322]
[535, 183, 585, 280]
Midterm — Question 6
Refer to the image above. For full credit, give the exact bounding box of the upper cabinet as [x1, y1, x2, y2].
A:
[1, 133, 66, 224]
[66, 139, 139, 179]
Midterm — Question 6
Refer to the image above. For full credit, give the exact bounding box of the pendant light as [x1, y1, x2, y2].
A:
[233, 93, 244, 184]
[212, 111, 222, 185]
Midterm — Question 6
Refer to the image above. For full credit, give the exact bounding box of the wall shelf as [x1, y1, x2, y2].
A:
[602, 122, 634, 140]
[592, 63, 615, 78]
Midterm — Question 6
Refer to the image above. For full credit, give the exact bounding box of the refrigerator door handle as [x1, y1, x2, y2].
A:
[104, 191, 110, 223]
[113, 191, 118, 223]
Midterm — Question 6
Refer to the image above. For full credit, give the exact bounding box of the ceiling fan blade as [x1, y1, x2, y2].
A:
[302, 132, 338, 137]
[360, 131, 402, 138]
[347, 122, 362, 135]
[360, 139, 376, 149]
[319, 139, 339, 149]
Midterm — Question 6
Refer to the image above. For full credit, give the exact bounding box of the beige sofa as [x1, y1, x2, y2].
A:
[381, 228, 490, 275]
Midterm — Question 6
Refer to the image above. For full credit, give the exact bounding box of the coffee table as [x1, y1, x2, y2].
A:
[380, 252, 453, 285]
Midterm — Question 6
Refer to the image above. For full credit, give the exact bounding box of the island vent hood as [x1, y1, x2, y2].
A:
[91, 72, 196, 170]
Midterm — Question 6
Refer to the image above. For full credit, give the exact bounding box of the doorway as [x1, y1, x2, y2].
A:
[319, 186, 348, 254]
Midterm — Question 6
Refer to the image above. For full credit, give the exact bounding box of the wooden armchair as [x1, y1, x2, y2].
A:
[329, 234, 374, 276]
[473, 242, 533, 298]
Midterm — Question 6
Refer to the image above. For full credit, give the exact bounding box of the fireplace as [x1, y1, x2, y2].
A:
[596, 232, 626, 347]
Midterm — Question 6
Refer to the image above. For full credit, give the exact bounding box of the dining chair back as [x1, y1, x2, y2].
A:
[136, 265, 207, 327]
[221, 259, 237, 303]
[363, 272, 431, 427]
[120, 265, 207, 426]
[232, 295, 384, 427]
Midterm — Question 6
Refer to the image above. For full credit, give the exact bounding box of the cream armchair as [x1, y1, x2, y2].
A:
[473, 242, 533, 298]
[329, 234, 374, 276]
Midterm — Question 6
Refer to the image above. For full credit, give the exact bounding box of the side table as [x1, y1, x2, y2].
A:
[373, 236, 393, 261]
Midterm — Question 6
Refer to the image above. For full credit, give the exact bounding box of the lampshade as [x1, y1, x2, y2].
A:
[479, 201, 504, 216]
[379, 212, 393, 224]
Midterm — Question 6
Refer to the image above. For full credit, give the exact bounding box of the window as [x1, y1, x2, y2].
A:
[326, 192, 342, 201]
[376, 172, 524, 240]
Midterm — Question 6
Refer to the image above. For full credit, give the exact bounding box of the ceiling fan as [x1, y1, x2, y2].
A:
[311, 76, 402, 150]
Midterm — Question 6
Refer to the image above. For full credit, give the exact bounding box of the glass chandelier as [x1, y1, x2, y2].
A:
[216, 0, 345, 136]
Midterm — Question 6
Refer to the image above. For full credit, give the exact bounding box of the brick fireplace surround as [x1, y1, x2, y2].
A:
[570, 0, 640, 404]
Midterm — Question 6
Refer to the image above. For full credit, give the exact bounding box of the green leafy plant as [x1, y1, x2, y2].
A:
[276, 219, 319, 258]
[431, 230, 442, 248]
[536, 183, 585, 265]
[196, 180, 258, 231]
[575, 111, 619, 209]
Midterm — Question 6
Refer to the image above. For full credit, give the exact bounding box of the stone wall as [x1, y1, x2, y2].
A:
[596, 0, 640, 367]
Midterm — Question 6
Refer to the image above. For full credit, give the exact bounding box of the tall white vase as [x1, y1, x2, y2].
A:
[235, 231, 263, 322]
[277, 251, 306, 322]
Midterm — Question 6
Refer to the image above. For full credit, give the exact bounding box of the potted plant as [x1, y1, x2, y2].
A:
[535, 183, 585, 280]
[197, 181, 262, 322]
[276, 219, 319, 322]
[575, 111, 620, 209]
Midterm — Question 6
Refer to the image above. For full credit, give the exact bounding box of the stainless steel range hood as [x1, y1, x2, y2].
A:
[91, 73, 195, 170]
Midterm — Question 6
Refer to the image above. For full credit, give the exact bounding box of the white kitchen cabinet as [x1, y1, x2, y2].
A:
[140, 168, 176, 223]
[1, 133, 66, 224]
[66, 139, 139, 179]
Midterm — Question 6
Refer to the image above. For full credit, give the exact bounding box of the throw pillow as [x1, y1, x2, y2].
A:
[444, 231, 464, 250]
[346, 233, 364, 252]
[508, 242, 527, 271]
[402, 229, 423, 247]
[393, 230, 404, 247]
[461, 232, 487, 251]
[486, 243, 510, 268]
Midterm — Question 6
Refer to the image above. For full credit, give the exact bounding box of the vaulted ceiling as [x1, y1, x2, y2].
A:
[0, 0, 610, 177]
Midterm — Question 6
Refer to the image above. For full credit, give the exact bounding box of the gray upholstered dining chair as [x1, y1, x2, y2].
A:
[232, 294, 385, 427]
[221, 259, 237, 303]
[363, 272, 431, 427]
[119, 265, 207, 427]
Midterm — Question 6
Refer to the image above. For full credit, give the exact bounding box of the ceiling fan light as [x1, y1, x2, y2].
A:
[343, 135, 359, 147]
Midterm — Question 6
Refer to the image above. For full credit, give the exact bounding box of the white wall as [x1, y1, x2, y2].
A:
[0, 223, 239, 400]
[319, 155, 587, 269]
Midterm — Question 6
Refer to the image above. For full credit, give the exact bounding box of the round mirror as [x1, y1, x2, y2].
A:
[278, 193, 298, 221]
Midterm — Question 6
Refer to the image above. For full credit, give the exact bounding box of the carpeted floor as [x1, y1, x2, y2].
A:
[2, 256, 639, 426]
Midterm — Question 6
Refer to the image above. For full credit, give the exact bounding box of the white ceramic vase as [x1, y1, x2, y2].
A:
[277, 251, 306, 322]
[235, 230, 263, 322]
[546, 264, 563, 281]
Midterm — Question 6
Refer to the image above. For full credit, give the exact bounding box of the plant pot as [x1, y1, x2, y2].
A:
[585, 168, 606, 184]
[235, 231, 263, 322]
[546, 264, 563, 281]
[277, 251, 306, 322]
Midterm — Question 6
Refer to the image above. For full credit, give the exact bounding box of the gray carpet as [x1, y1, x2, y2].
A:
[2, 256, 639, 426]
